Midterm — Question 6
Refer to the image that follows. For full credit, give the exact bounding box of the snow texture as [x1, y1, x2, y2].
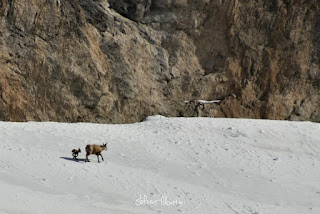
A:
[184, 100, 221, 104]
[0, 116, 319, 214]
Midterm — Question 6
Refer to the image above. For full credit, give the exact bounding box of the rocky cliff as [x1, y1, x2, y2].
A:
[0, 0, 319, 123]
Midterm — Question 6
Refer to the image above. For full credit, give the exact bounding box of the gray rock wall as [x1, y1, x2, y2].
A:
[0, 0, 319, 123]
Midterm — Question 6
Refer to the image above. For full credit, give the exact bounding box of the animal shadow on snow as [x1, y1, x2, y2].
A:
[60, 157, 87, 162]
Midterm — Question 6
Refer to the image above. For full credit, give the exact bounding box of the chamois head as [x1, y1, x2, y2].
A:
[102, 143, 108, 150]
[72, 148, 81, 154]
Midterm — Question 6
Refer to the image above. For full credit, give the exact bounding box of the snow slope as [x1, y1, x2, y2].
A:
[0, 116, 319, 214]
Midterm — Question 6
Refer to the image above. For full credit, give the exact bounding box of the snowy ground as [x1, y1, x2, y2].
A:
[0, 116, 319, 214]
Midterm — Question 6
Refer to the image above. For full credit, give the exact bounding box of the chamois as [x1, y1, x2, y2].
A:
[72, 148, 81, 161]
[85, 143, 107, 163]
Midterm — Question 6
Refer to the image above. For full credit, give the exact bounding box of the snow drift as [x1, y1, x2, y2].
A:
[0, 116, 319, 214]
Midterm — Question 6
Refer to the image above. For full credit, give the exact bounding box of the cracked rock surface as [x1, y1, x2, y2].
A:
[0, 0, 319, 123]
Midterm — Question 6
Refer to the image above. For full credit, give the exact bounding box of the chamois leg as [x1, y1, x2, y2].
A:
[97, 154, 100, 163]
[85, 154, 90, 162]
[100, 154, 104, 161]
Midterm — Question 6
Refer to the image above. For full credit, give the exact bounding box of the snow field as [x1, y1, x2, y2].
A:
[0, 116, 319, 214]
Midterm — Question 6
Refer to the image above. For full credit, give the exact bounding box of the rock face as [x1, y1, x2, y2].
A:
[0, 0, 319, 123]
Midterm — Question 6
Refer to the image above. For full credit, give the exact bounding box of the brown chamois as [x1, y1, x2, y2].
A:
[72, 148, 81, 161]
[85, 143, 107, 163]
